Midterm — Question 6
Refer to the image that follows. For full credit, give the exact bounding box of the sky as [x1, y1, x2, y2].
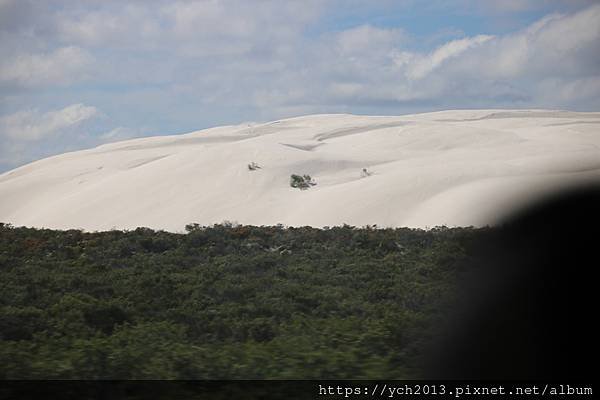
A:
[1, 0, 599, 172]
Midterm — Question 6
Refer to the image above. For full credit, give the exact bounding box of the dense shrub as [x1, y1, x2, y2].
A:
[290, 174, 316, 189]
[0, 223, 489, 379]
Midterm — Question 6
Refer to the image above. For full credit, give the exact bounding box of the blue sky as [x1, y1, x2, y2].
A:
[0, 0, 599, 172]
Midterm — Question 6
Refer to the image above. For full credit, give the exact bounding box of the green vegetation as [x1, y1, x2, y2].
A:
[0, 222, 489, 379]
[290, 174, 316, 189]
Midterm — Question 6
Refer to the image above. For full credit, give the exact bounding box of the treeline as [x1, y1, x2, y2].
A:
[0, 222, 492, 379]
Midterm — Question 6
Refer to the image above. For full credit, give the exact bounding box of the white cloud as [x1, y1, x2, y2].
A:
[444, 4, 600, 84]
[0, 46, 92, 87]
[54, 4, 163, 49]
[0, 104, 99, 141]
[322, 4, 600, 108]
[538, 77, 600, 106]
[406, 35, 494, 80]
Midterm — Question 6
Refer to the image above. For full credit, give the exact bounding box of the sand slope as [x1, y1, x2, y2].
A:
[1, 109, 599, 231]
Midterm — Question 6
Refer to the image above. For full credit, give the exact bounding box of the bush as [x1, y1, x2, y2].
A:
[0, 223, 486, 379]
[247, 162, 261, 171]
[290, 174, 316, 190]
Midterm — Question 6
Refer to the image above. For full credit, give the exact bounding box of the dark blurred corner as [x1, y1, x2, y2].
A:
[425, 184, 599, 380]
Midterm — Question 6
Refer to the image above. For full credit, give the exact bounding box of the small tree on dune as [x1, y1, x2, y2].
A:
[290, 174, 316, 190]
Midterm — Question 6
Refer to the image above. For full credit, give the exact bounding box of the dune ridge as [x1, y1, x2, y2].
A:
[1, 109, 599, 231]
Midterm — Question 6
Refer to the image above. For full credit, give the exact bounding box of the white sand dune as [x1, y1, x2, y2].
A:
[1, 109, 599, 232]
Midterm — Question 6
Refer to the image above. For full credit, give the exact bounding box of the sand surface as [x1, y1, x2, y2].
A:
[1, 109, 599, 231]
